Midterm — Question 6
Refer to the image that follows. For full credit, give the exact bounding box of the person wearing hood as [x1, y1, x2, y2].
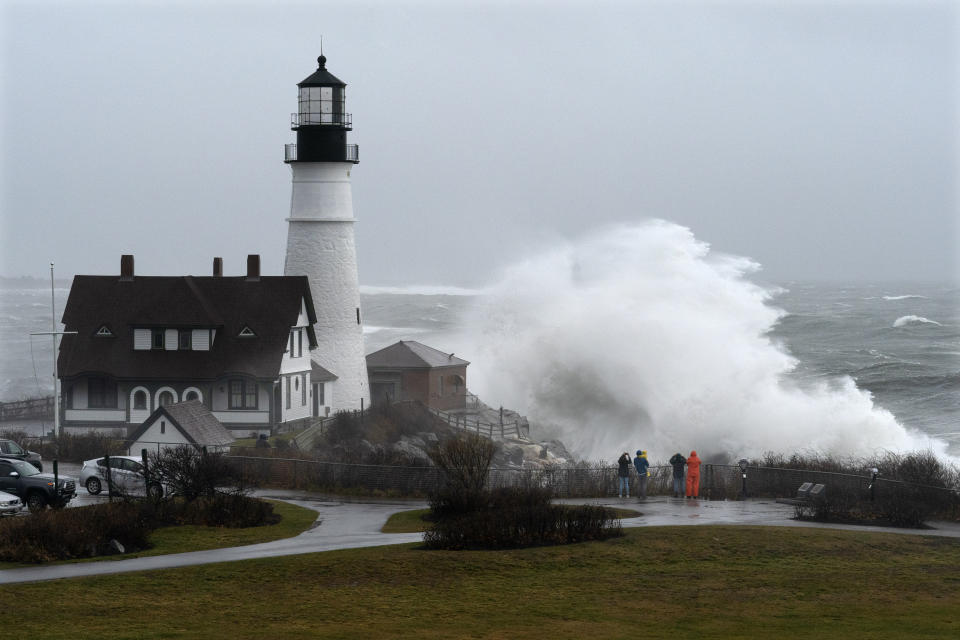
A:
[617, 452, 631, 498]
[686, 450, 702, 499]
[669, 452, 686, 498]
[633, 450, 650, 499]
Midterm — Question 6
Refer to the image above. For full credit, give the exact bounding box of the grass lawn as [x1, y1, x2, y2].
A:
[122, 500, 318, 559]
[0, 500, 318, 568]
[382, 507, 644, 533]
[19, 526, 960, 639]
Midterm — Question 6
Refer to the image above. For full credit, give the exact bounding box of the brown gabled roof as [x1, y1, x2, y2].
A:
[129, 400, 234, 447]
[366, 340, 469, 370]
[58, 275, 317, 381]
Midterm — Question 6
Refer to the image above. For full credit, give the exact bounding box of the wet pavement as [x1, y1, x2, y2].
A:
[561, 495, 960, 538]
[2, 491, 958, 585]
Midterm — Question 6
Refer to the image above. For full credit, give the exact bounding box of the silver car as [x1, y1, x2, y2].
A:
[0, 490, 22, 515]
[80, 455, 164, 498]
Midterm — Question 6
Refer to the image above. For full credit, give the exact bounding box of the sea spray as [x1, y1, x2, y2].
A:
[459, 220, 947, 461]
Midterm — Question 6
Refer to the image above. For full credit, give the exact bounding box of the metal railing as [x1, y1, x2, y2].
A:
[0, 396, 54, 421]
[290, 112, 352, 128]
[283, 143, 359, 163]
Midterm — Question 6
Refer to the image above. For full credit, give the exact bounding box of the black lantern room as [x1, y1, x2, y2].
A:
[285, 55, 359, 164]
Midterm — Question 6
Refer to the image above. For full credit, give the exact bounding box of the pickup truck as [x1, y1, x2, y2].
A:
[0, 458, 76, 513]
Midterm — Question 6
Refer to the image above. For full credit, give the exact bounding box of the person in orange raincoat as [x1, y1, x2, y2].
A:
[685, 450, 702, 498]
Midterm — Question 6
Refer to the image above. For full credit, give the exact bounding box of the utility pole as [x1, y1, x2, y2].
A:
[29, 263, 76, 438]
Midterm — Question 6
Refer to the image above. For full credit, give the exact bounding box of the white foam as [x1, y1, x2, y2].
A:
[360, 284, 485, 296]
[893, 315, 942, 328]
[362, 325, 426, 335]
[458, 220, 951, 461]
[882, 295, 927, 301]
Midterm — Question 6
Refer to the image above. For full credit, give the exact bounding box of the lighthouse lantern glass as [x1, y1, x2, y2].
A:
[299, 86, 345, 125]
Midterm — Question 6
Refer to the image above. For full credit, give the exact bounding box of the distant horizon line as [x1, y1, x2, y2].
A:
[0, 274, 956, 293]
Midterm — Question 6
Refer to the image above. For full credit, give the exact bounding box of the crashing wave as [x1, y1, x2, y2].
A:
[458, 220, 949, 461]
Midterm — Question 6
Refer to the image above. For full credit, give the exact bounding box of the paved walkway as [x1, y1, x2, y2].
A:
[2, 492, 958, 585]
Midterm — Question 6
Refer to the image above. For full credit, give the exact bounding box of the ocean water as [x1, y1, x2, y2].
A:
[2, 223, 957, 460]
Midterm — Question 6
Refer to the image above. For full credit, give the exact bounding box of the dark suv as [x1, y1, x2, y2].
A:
[0, 458, 76, 512]
[0, 439, 43, 471]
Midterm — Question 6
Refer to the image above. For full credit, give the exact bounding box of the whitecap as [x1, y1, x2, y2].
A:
[893, 315, 942, 328]
[883, 295, 928, 301]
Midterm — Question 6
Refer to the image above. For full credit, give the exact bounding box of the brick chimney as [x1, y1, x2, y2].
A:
[120, 255, 134, 281]
[213, 257, 223, 277]
[246, 254, 260, 281]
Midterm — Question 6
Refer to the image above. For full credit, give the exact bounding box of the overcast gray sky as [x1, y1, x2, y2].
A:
[2, 0, 957, 285]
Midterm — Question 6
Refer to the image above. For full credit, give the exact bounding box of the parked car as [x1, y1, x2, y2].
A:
[80, 455, 164, 499]
[0, 489, 22, 516]
[0, 438, 43, 471]
[0, 458, 76, 512]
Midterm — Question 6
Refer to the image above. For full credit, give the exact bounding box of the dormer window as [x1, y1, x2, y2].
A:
[95, 325, 114, 337]
[239, 326, 256, 338]
[288, 328, 303, 357]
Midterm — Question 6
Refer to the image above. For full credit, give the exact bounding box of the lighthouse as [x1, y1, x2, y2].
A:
[283, 54, 369, 411]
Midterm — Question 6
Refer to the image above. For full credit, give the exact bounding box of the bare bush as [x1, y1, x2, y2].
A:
[147, 446, 244, 502]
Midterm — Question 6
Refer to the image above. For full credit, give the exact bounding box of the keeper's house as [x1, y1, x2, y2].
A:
[57, 255, 330, 436]
[366, 340, 469, 411]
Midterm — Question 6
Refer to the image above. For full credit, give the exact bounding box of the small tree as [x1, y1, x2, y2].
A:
[427, 434, 497, 517]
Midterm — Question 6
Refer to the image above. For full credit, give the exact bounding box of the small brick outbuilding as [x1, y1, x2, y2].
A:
[366, 341, 469, 411]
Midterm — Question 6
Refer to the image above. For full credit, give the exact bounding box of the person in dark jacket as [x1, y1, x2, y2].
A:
[669, 452, 686, 498]
[617, 452, 631, 498]
[633, 450, 650, 499]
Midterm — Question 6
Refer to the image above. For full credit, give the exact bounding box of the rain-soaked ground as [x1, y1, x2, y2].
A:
[2, 477, 959, 584]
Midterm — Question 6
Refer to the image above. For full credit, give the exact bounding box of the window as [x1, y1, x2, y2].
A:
[152, 329, 165, 350]
[298, 329, 303, 357]
[238, 326, 256, 338]
[179, 330, 192, 350]
[317, 383, 325, 406]
[158, 391, 174, 407]
[302, 374, 307, 405]
[160, 420, 166, 435]
[184, 390, 199, 402]
[298, 85, 344, 125]
[95, 325, 113, 337]
[285, 377, 291, 410]
[88, 377, 118, 408]
[229, 379, 257, 410]
[133, 390, 147, 410]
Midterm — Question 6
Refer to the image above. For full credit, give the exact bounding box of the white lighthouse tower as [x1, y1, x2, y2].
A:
[283, 54, 368, 411]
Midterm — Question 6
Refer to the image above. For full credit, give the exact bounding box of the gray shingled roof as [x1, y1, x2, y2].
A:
[311, 360, 338, 382]
[366, 340, 470, 369]
[129, 400, 235, 447]
[58, 274, 317, 381]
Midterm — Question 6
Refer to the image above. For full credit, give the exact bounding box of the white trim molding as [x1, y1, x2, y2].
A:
[154, 386, 178, 408]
